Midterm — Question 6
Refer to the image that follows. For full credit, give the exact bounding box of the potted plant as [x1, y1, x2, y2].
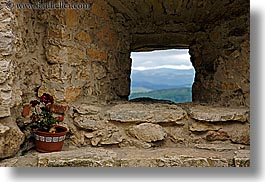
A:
[26, 93, 68, 153]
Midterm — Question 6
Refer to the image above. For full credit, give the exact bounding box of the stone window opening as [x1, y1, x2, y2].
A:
[129, 49, 195, 103]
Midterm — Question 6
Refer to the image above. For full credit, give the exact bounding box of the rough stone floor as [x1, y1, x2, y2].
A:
[0, 144, 250, 167]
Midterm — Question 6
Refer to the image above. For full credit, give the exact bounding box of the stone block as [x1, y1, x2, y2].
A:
[87, 48, 108, 61]
[74, 104, 101, 115]
[75, 31, 92, 43]
[107, 103, 187, 123]
[188, 105, 249, 122]
[67, 47, 86, 65]
[189, 121, 222, 132]
[91, 2, 109, 19]
[0, 104, 10, 118]
[0, 60, 10, 84]
[205, 130, 230, 141]
[65, 87, 81, 102]
[96, 27, 118, 48]
[74, 115, 107, 131]
[0, 118, 25, 159]
[128, 123, 167, 143]
[65, 9, 79, 27]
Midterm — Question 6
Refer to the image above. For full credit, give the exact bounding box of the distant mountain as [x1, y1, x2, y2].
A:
[129, 88, 192, 103]
[130, 68, 195, 92]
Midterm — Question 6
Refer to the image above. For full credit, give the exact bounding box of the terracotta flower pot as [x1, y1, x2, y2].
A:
[34, 125, 67, 153]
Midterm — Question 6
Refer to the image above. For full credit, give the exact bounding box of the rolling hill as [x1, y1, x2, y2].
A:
[129, 68, 195, 103]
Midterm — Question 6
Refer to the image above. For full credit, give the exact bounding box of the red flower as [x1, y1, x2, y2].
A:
[30, 100, 40, 107]
[40, 93, 54, 105]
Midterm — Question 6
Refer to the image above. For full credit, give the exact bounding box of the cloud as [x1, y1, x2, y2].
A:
[132, 65, 194, 71]
[131, 49, 192, 70]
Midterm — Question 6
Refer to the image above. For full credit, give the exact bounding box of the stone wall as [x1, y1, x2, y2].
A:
[0, 0, 250, 160]
[67, 101, 250, 150]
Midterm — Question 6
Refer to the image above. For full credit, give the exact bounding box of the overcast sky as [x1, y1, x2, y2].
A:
[131, 49, 193, 71]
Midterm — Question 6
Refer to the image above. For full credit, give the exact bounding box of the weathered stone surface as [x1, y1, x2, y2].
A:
[188, 105, 249, 122]
[189, 121, 222, 132]
[90, 125, 124, 146]
[194, 144, 247, 152]
[0, 104, 10, 118]
[1, 146, 250, 167]
[107, 103, 187, 123]
[234, 150, 250, 167]
[38, 148, 119, 167]
[74, 115, 107, 131]
[205, 130, 230, 141]
[0, 152, 38, 167]
[128, 123, 167, 143]
[74, 104, 101, 115]
[0, 118, 25, 159]
[223, 123, 250, 145]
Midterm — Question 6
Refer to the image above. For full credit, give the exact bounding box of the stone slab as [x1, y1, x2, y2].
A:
[188, 105, 249, 122]
[107, 103, 187, 123]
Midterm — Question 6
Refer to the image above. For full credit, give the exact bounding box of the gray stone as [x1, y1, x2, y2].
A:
[107, 103, 187, 123]
[128, 123, 167, 142]
[188, 105, 249, 122]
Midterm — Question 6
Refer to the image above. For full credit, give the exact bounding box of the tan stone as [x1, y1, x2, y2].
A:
[65, 87, 81, 102]
[65, 9, 79, 27]
[67, 47, 86, 65]
[75, 31, 92, 43]
[189, 121, 222, 132]
[223, 123, 250, 145]
[91, 3, 109, 19]
[188, 105, 249, 122]
[74, 104, 101, 115]
[45, 45, 67, 64]
[73, 115, 107, 130]
[96, 27, 118, 48]
[0, 118, 25, 159]
[108, 103, 187, 123]
[87, 48, 108, 61]
[47, 26, 68, 39]
[128, 123, 167, 143]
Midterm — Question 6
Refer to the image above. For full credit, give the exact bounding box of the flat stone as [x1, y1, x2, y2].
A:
[205, 130, 230, 141]
[3, 147, 250, 167]
[74, 115, 107, 131]
[188, 105, 249, 122]
[189, 121, 222, 132]
[194, 144, 247, 152]
[38, 148, 119, 167]
[128, 123, 167, 142]
[107, 103, 187, 123]
[74, 104, 101, 115]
